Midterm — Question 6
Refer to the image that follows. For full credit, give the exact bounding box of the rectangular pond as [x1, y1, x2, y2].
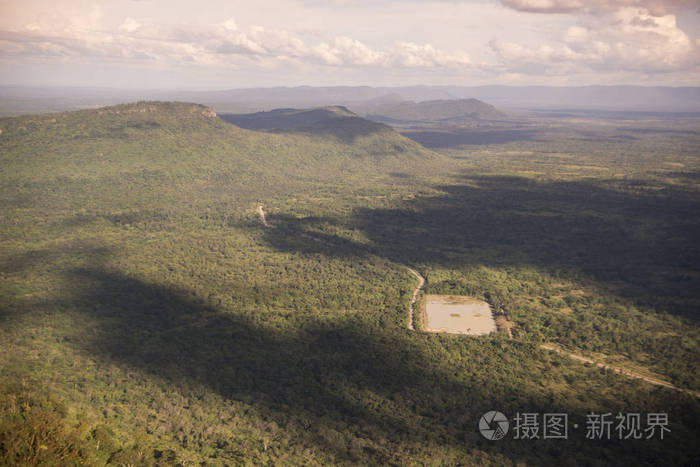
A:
[424, 295, 496, 335]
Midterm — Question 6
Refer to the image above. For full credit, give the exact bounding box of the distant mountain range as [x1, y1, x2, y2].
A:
[171, 85, 700, 113]
[1, 85, 699, 117]
[218, 98, 508, 134]
[364, 98, 506, 123]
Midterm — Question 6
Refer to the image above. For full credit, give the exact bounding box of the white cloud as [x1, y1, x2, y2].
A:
[488, 39, 595, 75]
[247, 26, 308, 57]
[501, 0, 696, 16]
[223, 18, 238, 31]
[491, 4, 699, 76]
[119, 17, 141, 33]
[0, 10, 474, 71]
[313, 37, 382, 65]
[309, 37, 473, 68]
[0, 0, 696, 87]
[388, 42, 471, 67]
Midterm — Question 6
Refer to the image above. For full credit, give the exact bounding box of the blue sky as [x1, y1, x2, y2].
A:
[0, 0, 698, 89]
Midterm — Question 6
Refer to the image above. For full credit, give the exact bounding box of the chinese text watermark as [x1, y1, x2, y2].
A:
[479, 411, 670, 441]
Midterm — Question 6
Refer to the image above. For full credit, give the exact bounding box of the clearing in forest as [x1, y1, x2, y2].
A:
[423, 295, 496, 335]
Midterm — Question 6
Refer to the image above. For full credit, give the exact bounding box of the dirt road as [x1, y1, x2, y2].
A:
[407, 268, 425, 330]
[540, 343, 700, 398]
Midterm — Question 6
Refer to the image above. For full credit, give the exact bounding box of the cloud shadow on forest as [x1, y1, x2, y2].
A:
[219, 111, 393, 144]
[261, 174, 700, 320]
[4, 242, 693, 464]
[4, 171, 700, 463]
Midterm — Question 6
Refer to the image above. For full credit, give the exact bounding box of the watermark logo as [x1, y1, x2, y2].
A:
[479, 410, 509, 440]
[477, 411, 670, 441]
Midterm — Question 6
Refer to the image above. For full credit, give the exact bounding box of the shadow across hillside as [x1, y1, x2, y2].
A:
[219, 108, 395, 144]
[6, 250, 693, 464]
[3, 227, 697, 464]
[262, 174, 700, 319]
[0, 251, 544, 463]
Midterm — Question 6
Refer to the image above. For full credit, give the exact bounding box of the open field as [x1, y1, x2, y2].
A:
[423, 294, 496, 335]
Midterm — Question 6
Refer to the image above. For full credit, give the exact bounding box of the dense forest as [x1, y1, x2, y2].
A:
[1, 102, 699, 465]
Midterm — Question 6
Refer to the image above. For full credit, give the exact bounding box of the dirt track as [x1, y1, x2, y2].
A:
[540, 343, 700, 398]
[407, 268, 425, 330]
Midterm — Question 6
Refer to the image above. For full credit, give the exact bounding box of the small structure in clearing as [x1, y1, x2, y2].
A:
[423, 295, 497, 335]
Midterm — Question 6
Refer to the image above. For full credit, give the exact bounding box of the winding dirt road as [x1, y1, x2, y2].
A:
[407, 267, 425, 330]
[540, 343, 700, 398]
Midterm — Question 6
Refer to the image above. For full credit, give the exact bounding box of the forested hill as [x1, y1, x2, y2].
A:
[0, 101, 437, 209]
[219, 105, 393, 138]
[366, 98, 506, 122]
[0, 101, 430, 159]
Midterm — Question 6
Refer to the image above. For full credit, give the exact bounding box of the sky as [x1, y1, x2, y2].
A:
[0, 0, 698, 89]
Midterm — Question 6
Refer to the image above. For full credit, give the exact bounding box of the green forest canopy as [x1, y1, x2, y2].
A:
[1, 101, 699, 465]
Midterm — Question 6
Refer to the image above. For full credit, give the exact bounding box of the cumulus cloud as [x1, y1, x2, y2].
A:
[119, 17, 141, 33]
[500, 0, 696, 16]
[222, 18, 238, 31]
[0, 11, 473, 71]
[313, 37, 382, 65]
[494, 0, 699, 76]
[490, 7, 698, 75]
[310, 37, 470, 67]
[388, 42, 471, 67]
[0, 0, 695, 86]
[488, 39, 595, 75]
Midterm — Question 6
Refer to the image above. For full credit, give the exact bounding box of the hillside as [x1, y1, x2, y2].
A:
[1, 101, 699, 465]
[221, 106, 359, 131]
[367, 98, 506, 122]
[219, 106, 412, 144]
[0, 101, 435, 208]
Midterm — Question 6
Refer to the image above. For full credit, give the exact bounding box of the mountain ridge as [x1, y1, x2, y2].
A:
[364, 98, 506, 122]
[3, 85, 700, 117]
[218, 105, 412, 145]
[0, 101, 438, 198]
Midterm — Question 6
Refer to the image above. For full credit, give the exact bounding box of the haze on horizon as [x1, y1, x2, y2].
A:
[0, 0, 699, 90]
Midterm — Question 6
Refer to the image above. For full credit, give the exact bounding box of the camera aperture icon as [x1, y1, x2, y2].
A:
[479, 411, 509, 440]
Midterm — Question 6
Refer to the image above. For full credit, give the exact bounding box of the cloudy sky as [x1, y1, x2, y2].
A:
[0, 0, 698, 89]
